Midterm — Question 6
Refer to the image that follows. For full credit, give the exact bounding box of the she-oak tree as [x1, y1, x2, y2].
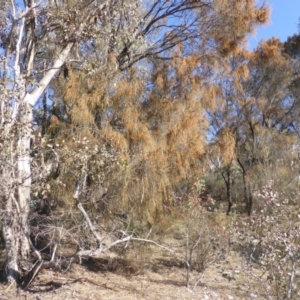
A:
[0, 0, 268, 284]
[207, 38, 298, 215]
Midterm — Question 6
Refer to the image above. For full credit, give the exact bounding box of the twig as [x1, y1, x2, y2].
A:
[287, 253, 295, 299]
[51, 244, 58, 262]
[131, 237, 177, 255]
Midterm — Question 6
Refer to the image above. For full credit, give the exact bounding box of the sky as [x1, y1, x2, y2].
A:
[248, 0, 300, 50]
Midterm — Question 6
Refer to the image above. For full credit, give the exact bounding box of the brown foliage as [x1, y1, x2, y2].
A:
[48, 51, 213, 224]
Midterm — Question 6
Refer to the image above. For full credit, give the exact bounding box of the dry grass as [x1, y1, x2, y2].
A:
[0, 210, 278, 300]
[0, 241, 269, 300]
[0, 253, 250, 300]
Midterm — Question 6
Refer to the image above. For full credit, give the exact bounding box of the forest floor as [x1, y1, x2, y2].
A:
[0, 246, 267, 300]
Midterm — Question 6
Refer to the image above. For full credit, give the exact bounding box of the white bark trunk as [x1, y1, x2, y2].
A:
[26, 42, 74, 106]
[17, 102, 33, 258]
[2, 0, 105, 284]
[2, 42, 74, 283]
[2, 197, 20, 283]
[3, 103, 33, 283]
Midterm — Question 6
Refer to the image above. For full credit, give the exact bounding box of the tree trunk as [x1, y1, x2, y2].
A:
[17, 102, 32, 259]
[2, 206, 30, 283]
[237, 159, 253, 216]
[1, 39, 74, 283]
[226, 168, 232, 215]
[246, 180, 253, 216]
[241, 171, 252, 216]
[2, 103, 32, 283]
[2, 197, 21, 283]
[219, 164, 232, 215]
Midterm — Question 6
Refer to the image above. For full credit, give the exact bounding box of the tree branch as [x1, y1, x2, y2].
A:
[77, 202, 103, 248]
[26, 42, 74, 106]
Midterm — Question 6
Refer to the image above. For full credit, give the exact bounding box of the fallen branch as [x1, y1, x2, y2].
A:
[77, 202, 102, 248]
[21, 191, 182, 288]
[21, 231, 182, 288]
[131, 237, 177, 254]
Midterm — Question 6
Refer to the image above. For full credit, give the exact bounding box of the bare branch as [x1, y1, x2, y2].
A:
[131, 237, 177, 255]
[15, 0, 43, 21]
[77, 202, 102, 248]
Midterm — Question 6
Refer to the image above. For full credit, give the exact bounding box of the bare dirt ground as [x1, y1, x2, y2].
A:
[0, 249, 265, 300]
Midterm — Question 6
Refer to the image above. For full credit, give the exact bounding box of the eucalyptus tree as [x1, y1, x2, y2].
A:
[0, 0, 147, 284]
[0, 0, 269, 284]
